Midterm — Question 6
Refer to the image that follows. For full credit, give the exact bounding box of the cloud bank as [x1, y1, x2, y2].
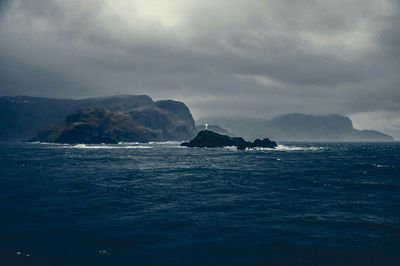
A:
[0, 0, 399, 136]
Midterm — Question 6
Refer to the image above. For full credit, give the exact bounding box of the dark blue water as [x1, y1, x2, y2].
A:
[0, 142, 399, 265]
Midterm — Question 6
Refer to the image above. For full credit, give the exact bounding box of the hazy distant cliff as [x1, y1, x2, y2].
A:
[198, 113, 394, 141]
[0, 95, 196, 141]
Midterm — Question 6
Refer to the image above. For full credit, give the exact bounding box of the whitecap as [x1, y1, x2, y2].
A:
[148, 141, 182, 145]
[123, 145, 152, 149]
[98, 250, 109, 255]
[276, 145, 323, 151]
[223, 146, 239, 151]
[28, 141, 68, 146]
[373, 164, 393, 168]
[69, 144, 152, 149]
[246, 144, 323, 152]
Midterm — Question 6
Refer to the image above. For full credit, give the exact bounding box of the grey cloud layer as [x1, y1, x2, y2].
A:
[0, 0, 399, 136]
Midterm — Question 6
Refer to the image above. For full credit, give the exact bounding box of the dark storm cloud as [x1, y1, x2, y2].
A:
[0, 0, 399, 136]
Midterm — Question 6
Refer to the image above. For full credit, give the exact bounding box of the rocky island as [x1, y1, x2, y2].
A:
[29, 108, 159, 144]
[0, 95, 197, 142]
[181, 130, 278, 150]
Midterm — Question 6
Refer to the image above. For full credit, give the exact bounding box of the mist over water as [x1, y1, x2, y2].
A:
[1, 141, 399, 265]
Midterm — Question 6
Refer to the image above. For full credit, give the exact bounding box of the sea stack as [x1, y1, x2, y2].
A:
[181, 130, 278, 150]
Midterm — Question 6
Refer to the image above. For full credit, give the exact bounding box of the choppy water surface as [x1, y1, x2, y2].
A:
[0, 141, 399, 265]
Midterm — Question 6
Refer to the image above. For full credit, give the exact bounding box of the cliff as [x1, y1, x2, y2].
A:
[0, 95, 196, 141]
[197, 113, 394, 141]
[30, 109, 159, 144]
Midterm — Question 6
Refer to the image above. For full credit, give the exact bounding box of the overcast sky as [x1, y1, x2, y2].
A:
[0, 0, 399, 137]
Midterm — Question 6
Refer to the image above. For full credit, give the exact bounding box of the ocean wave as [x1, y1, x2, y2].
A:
[148, 141, 182, 145]
[69, 144, 153, 149]
[29, 141, 68, 146]
[33, 141, 322, 152]
[33, 141, 179, 147]
[373, 164, 394, 168]
[246, 144, 323, 152]
[223, 146, 239, 151]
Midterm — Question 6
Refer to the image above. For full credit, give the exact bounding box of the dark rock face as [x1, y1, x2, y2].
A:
[128, 100, 196, 141]
[181, 130, 277, 150]
[30, 109, 159, 144]
[0, 95, 196, 141]
[83, 136, 119, 145]
[181, 130, 238, 148]
[252, 138, 279, 148]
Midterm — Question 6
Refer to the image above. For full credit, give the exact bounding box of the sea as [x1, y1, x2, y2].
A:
[0, 141, 399, 266]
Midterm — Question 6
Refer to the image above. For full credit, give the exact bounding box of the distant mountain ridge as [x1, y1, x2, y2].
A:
[197, 113, 394, 141]
[0, 95, 196, 141]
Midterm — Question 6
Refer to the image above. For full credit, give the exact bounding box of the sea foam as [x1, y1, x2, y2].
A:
[246, 144, 323, 152]
[70, 144, 152, 149]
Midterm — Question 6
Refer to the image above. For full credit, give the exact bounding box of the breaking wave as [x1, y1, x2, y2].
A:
[246, 144, 324, 152]
[373, 164, 394, 168]
[148, 141, 182, 145]
[69, 144, 152, 149]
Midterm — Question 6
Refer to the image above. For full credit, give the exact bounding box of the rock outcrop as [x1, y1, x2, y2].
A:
[181, 130, 278, 150]
[30, 109, 159, 144]
[127, 100, 196, 141]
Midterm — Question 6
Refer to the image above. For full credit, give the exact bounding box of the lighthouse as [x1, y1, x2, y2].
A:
[205, 123, 208, 130]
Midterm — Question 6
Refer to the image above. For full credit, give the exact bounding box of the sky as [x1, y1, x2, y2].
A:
[0, 0, 399, 137]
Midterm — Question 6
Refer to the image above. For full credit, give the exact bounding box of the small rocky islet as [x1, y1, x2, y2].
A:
[181, 130, 278, 150]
